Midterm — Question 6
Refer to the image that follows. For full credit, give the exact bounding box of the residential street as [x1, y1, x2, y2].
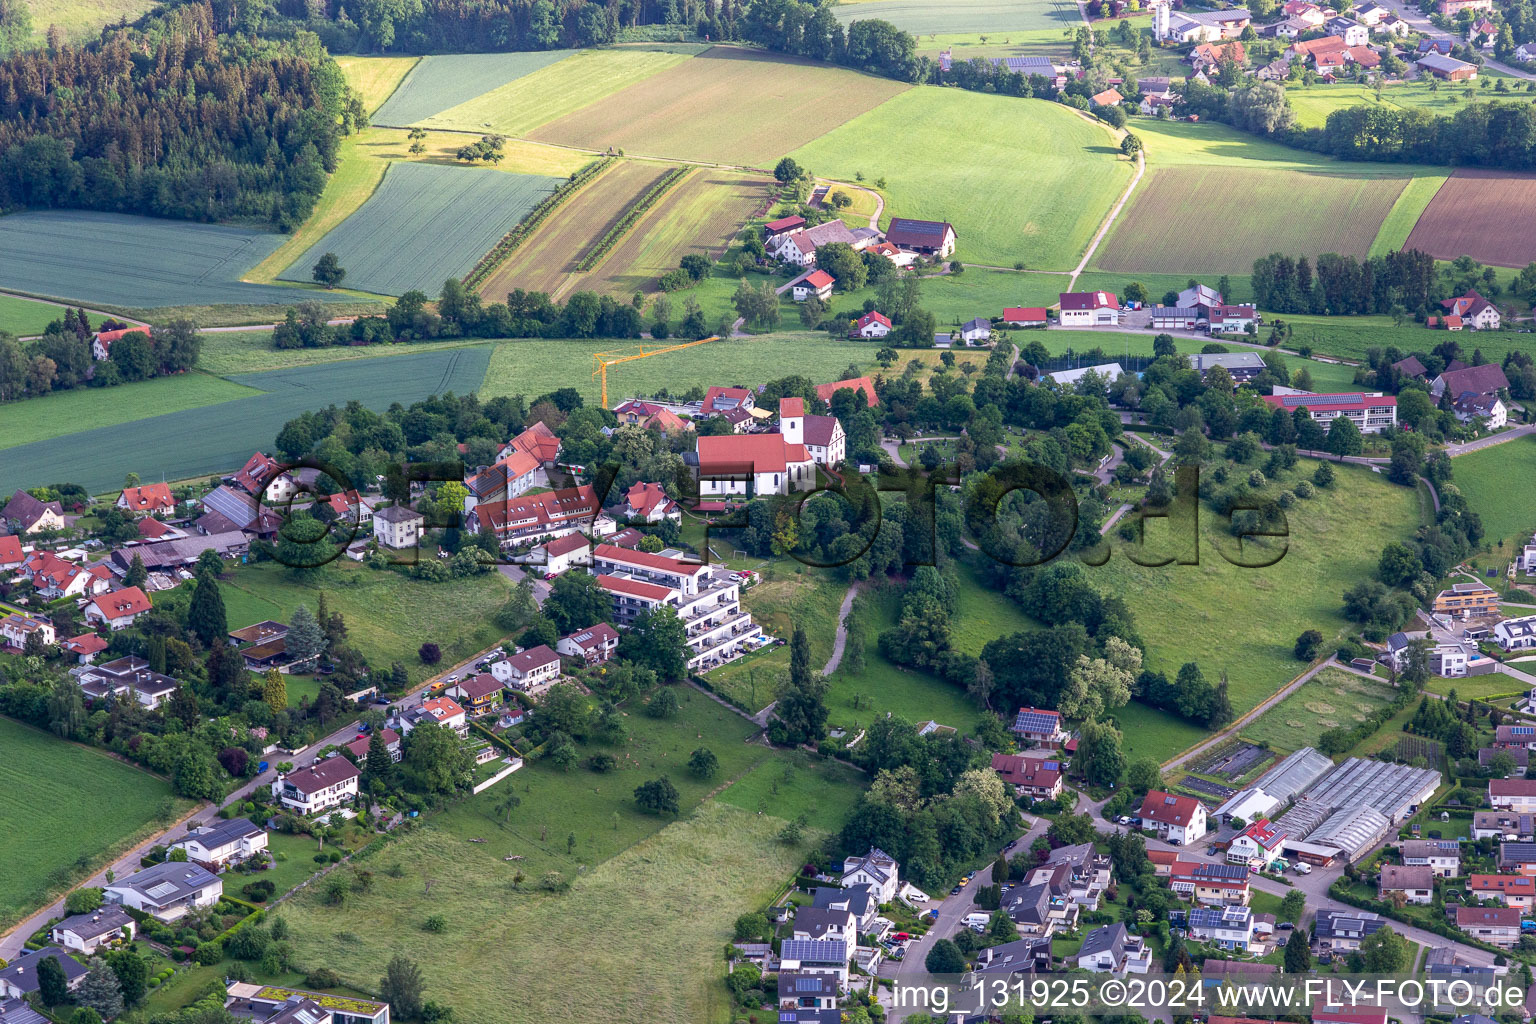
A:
[1371, 0, 1536, 79]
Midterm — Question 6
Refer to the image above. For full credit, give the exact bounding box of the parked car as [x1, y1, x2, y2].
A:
[949, 886, 963, 896]
[1206, 845, 1217, 856]
[1293, 862, 1312, 875]
[1168, 838, 1181, 846]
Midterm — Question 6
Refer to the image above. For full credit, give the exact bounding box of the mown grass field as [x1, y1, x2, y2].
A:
[419, 47, 693, 136]
[370, 50, 575, 127]
[1370, 174, 1449, 256]
[0, 372, 260, 450]
[1404, 168, 1536, 268]
[334, 55, 420, 114]
[1240, 667, 1398, 752]
[476, 160, 676, 299]
[279, 162, 561, 296]
[0, 717, 186, 930]
[1095, 165, 1408, 274]
[244, 128, 591, 286]
[0, 345, 491, 496]
[1285, 78, 1521, 129]
[0, 292, 70, 336]
[575, 170, 773, 299]
[1112, 702, 1209, 766]
[1273, 312, 1534, 366]
[832, 0, 1079, 32]
[480, 334, 875, 406]
[1447, 436, 1536, 548]
[530, 46, 909, 166]
[280, 802, 808, 1024]
[196, 330, 486, 376]
[704, 566, 847, 713]
[0, 210, 340, 309]
[792, 88, 1131, 270]
[1088, 460, 1420, 749]
[219, 559, 513, 685]
[24, 0, 156, 41]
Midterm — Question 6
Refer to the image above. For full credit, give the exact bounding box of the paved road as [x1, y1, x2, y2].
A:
[1446, 422, 1536, 457]
[1373, 0, 1536, 79]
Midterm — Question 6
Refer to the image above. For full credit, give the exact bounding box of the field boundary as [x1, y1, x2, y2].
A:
[463, 156, 616, 290]
[574, 166, 690, 271]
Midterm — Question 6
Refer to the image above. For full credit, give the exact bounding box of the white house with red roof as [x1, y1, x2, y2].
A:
[792, 270, 835, 303]
[272, 756, 360, 815]
[695, 433, 814, 497]
[542, 532, 592, 574]
[1139, 789, 1208, 844]
[83, 586, 152, 630]
[779, 398, 845, 467]
[403, 695, 469, 736]
[1002, 307, 1048, 327]
[622, 482, 680, 523]
[23, 551, 98, 599]
[0, 534, 25, 571]
[849, 311, 892, 339]
[816, 376, 878, 408]
[470, 484, 599, 548]
[991, 752, 1063, 800]
[91, 326, 149, 361]
[233, 452, 297, 504]
[1058, 291, 1120, 327]
[1226, 819, 1287, 870]
[557, 623, 620, 665]
[590, 545, 761, 672]
[1170, 861, 1250, 905]
[117, 483, 175, 517]
[63, 632, 109, 663]
[1259, 391, 1397, 433]
[497, 421, 562, 466]
[494, 645, 561, 692]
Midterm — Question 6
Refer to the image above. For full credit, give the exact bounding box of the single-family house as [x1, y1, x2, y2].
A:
[542, 532, 592, 574]
[1141, 789, 1208, 844]
[118, 483, 176, 517]
[811, 885, 879, 933]
[622, 481, 680, 524]
[1518, 42, 1536, 61]
[1288, 34, 1347, 63]
[344, 727, 402, 763]
[1491, 779, 1536, 813]
[991, 752, 1064, 800]
[0, 613, 54, 651]
[1454, 393, 1508, 429]
[1496, 617, 1536, 651]
[223, 982, 391, 1024]
[1440, 292, 1503, 331]
[1075, 922, 1152, 973]
[1001, 307, 1048, 328]
[0, 534, 23, 571]
[1500, 841, 1536, 874]
[169, 818, 268, 870]
[50, 906, 136, 954]
[75, 655, 179, 709]
[496, 645, 560, 692]
[885, 218, 957, 257]
[1312, 908, 1385, 951]
[1010, 706, 1067, 747]
[1004, 881, 1078, 936]
[842, 847, 900, 903]
[1090, 87, 1124, 106]
[557, 623, 620, 665]
[3, 490, 65, 534]
[61, 632, 109, 664]
[1058, 291, 1120, 327]
[0, 948, 88, 1000]
[1467, 874, 1536, 910]
[1378, 863, 1435, 904]
[1170, 861, 1251, 906]
[1187, 905, 1257, 951]
[1226, 819, 1287, 870]
[1480, 746, 1531, 772]
[82, 586, 152, 630]
[791, 906, 857, 944]
[1474, 812, 1535, 840]
[272, 756, 360, 815]
[447, 673, 505, 714]
[403, 695, 469, 736]
[1402, 839, 1462, 877]
[778, 939, 850, 990]
[91, 326, 149, 362]
[233, 452, 298, 504]
[849, 311, 892, 339]
[1457, 906, 1520, 947]
[792, 270, 835, 303]
[969, 936, 1052, 979]
[959, 317, 992, 344]
[105, 862, 222, 921]
[1327, 16, 1369, 44]
[373, 505, 424, 550]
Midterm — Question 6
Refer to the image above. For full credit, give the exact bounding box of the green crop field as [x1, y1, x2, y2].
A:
[279, 162, 561, 297]
[481, 333, 877, 406]
[833, 0, 1080, 33]
[0, 372, 260, 450]
[0, 717, 185, 929]
[334, 55, 420, 114]
[219, 560, 513, 685]
[24, 0, 156, 41]
[418, 47, 694, 137]
[476, 160, 676, 300]
[0, 344, 491, 496]
[370, 50, 576, 127]
[1370, 174, 1449, 256]
[1285, 79, 1514, 129]
[792, 88, 1132, 270]
[1087, 459, 1420, 750]
[0, 292, 71, 336]
[1241, 667, 1398, 752]
[530, 46, 909, 167]
[196, 330, 486, 376]
[1095, 165, 1408, 274]
[1448, 436, 1536, 547]
[0, 210, 347, 309]
[1270, 312, 1534, 366]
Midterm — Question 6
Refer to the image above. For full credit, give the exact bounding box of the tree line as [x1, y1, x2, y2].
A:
[0, 2, 360, 229]
[0, 315, 202, 402]
[1250, 249, 1438, 317]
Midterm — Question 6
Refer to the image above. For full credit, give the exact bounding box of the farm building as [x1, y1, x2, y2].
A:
[1002, 307, 1048, 327]
[885, 217, 957, 257]
[772, 220, 860, 267]
[1416, 52, 1478, 79]
[1257, 391, 1397, 433]
[1058, 291, 1119, 327]
[1150, 306, 1200, 330]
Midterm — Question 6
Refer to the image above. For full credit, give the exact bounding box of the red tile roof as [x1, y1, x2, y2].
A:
[595, 573, 673, 600]
[1003, 307, 1048, 323]
[344, 727, 399, 760]
[472, 485, 598, 537]
[420, 696, 466, 722]
[593, 543, 706, 576]
[853, 311, 891, 332]
[780, 397, 806, 418]
[138, 517, 172, 539]
[624, 481, 674, 519]
[697, 434, 812, 475]
[1139, 789, 1204, 827]
[234, 452, 283, 495]
[701, 386, 754, 416]
[0, 534, 23, 565]
[544, 533, 590, 557]
[1468, 874, 1536, 893]
[1491, 779, 1536, 797]
[509, 421, 561, 463]
[63, 633, 109, 655]
[990, 752, 1062, 790]
[765, 215, 806, 233]
[94, 327, 149, 353]
[816, 376, 878, 408]
[88, 587, 151, 620]
[803, 270, 834, 289]
[453, 673, 505, 700]
[120, 483, 174, 513]
[1060, 291, 1117, 310]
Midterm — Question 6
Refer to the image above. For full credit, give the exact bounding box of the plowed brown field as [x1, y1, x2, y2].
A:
[1404, 168, 1536, 267]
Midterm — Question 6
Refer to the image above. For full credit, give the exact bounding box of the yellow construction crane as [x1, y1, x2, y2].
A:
[591, 336, 721, 408]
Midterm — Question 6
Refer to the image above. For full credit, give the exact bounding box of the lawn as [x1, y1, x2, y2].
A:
[1239, 667, 1398, 752]
[476, 160, 679, 300]
[1447, 435, 1536, 548]
[370, 50, 576, 127]
[707, 568, 848, 713]
[790, 88, 1132, 270]
[1404, 168, 1536, 268]
[0, 371, 260, 450]
[1111, 701, 1209, 765]
[278, 162, 562, 297]
[218, 560, 513, 685]
[418, 47, 694, 136]
[334, 55, 420, 115]
[0, 717, 188, 930]
[0, 292, 71, 336]
[244, 127, 591, 287]
[0, 210, 349, 309]
[1094, 165, 1408, 275]
[479, 334, 876, 407]
[279, 801, 808, 1024]
[0, 344, 492, 497]
[1088, 459, 1421, 735]
[530, 45, 909, 167]
[832, 0, 1080, 33]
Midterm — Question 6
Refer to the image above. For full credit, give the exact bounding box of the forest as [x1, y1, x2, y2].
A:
[0, 1, 360, 228]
